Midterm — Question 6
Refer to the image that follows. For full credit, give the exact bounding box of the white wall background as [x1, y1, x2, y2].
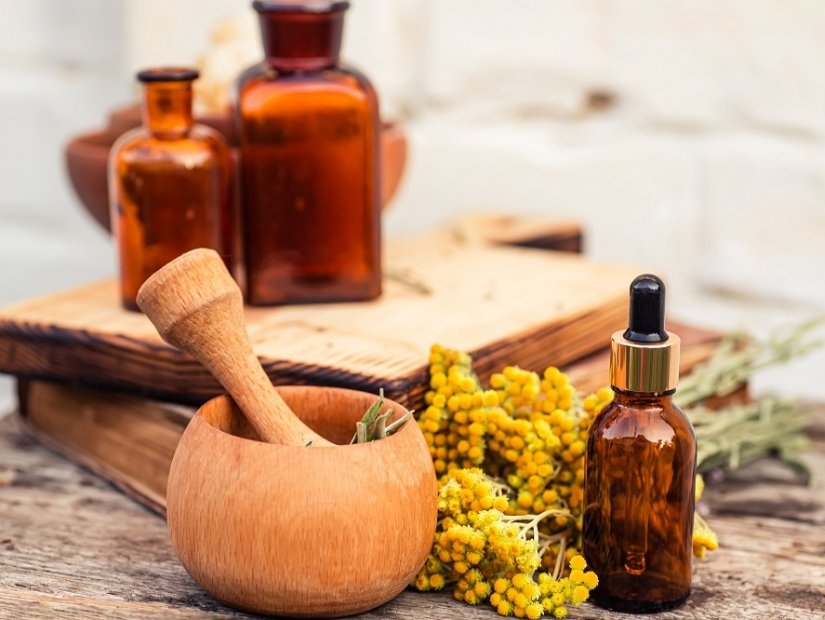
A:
[1, 0, 824, 412]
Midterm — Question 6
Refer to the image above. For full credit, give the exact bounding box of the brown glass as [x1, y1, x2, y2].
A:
[582, 388, 696, 613]
[109, 68, 233, 311]
[237, 1, 381, 305]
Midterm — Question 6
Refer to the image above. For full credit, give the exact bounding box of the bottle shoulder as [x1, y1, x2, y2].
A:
[109, 126, 149, 154]
[112, 123, 226, 146]
[238, 62, 377, 100]
[590, 397, 695, 445]
[110, 126, 229, 168]
[189, 124, 232, 153]
[337, 61, 378, 92]
[235, 61, 267, 89]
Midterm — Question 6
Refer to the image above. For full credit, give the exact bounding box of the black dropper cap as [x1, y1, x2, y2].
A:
[610, 273, 680, 393]
[623, 274, 669, 343]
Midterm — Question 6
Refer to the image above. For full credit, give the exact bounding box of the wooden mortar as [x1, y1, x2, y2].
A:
[136, 249, 438, 617]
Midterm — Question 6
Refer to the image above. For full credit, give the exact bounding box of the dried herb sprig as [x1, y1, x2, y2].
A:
[677, 316, 825, 481]
[691, 398, 812, 477]
[676, 316, 825, 409]
[351, 389, 414, 444]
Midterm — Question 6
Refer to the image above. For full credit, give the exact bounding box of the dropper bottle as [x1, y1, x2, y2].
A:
[582, 274, 696, 613]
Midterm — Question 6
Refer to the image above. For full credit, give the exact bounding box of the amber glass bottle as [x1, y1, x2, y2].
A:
[237, 1, 381, 305]
[582, 275, 696, 613]
[109, 68, 233, 311]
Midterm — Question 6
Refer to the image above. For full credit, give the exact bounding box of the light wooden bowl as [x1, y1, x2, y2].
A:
[167, 386, 438, 618]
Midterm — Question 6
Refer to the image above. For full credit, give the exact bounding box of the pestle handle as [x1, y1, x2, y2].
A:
[136, 248, 328, 447]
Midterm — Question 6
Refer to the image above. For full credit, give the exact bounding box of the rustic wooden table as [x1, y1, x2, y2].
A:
[1, 410, 824, 620]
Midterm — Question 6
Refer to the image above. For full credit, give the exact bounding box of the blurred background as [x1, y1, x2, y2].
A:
[1, 0, 824, 412]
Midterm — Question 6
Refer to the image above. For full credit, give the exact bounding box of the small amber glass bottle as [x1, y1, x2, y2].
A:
[582, 274, 696, 613]
[237, 0, 381, 305]
[109, 68, 233, 311]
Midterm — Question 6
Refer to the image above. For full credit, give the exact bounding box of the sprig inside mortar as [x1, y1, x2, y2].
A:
[351, 389, 414, 444]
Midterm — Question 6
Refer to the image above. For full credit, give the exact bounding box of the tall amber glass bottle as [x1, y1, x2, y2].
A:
[237, 1, 381, 305]
[109, 68, 233, 311]
[582, 274, 696, 613]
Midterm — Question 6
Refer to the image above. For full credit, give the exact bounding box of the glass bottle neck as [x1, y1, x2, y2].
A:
[257, 9, 345, 72]
[611, 387, 676, 405]
[142, 81, 194, 138]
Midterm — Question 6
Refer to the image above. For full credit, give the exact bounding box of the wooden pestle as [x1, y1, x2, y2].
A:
[136, 248, 331, 447]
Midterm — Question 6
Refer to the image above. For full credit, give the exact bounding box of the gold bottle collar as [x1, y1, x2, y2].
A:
[609, 330, 680, 393]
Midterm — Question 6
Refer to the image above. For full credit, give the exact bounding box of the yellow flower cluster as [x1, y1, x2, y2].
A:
[489, 557, 599, 620]
[486, 365, 599, 524]
[419, 345, 498, 474]
[413, 468, 599, 618]
[419, 346, 613, 560]
[692, 474, 719, 558]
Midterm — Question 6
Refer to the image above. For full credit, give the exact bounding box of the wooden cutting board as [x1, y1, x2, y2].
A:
[0, 216, 638, 408]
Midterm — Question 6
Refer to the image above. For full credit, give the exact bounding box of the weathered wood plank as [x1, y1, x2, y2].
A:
[2, 412, 824, 620]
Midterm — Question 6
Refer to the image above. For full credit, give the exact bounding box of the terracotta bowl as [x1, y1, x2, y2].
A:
[167, 386, 437, 618]
[64, 104, 408, 232]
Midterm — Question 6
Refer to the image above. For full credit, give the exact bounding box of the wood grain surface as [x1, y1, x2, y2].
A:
[1, 411, 824, 620]
[0, 223, 638, 409]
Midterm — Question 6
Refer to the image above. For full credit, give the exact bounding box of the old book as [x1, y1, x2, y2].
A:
[17, 320, 721, 517]
[18, 379, 192, 515]
[0, 216, 633, 410]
